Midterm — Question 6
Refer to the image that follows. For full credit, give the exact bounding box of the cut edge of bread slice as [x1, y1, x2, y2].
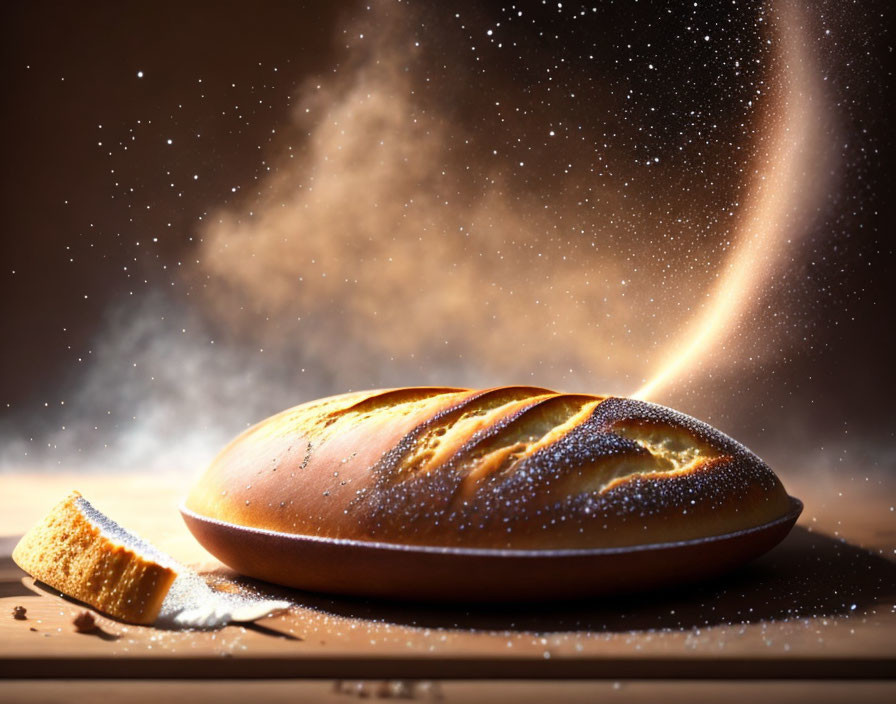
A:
[12, 491, 178, 625]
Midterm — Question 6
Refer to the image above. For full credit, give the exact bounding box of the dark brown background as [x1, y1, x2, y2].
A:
[1, 0, 893, 475]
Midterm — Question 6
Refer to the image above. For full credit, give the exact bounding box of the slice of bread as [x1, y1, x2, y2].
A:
[12, 491, 178, 625]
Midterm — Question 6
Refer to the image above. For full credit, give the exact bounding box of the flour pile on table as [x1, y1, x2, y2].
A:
[156, 568, 291, 629]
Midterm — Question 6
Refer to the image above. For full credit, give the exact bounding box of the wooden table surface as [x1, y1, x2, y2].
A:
[1, 469, 894, 702]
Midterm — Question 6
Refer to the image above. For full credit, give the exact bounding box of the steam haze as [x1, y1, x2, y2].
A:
[195, 14, 651, 391]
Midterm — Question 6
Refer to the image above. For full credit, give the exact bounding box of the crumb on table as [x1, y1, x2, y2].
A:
[73, 610, 97, 633]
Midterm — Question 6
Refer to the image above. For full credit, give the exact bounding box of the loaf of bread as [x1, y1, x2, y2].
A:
[185, 386, 792, 550]
[13, 491, 178, 624]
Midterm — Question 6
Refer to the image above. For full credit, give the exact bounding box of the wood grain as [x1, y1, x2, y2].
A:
[1, 470, 894, 681]
[2, 680, 895, 704]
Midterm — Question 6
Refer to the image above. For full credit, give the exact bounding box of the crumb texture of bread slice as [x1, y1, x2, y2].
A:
[12, 491, 178, 625]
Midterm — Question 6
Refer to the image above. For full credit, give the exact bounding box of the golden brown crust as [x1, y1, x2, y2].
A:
[185, 387, 791, 549]
[12, 492, 177, 624]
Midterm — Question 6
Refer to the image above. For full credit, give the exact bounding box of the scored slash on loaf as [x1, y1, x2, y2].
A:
[185, 386, 792, 551]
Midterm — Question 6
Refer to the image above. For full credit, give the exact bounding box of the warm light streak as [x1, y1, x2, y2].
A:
[633, 1, 826, 401]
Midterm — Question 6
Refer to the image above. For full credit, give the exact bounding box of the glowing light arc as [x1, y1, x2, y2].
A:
[633, 1, 824, 401]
